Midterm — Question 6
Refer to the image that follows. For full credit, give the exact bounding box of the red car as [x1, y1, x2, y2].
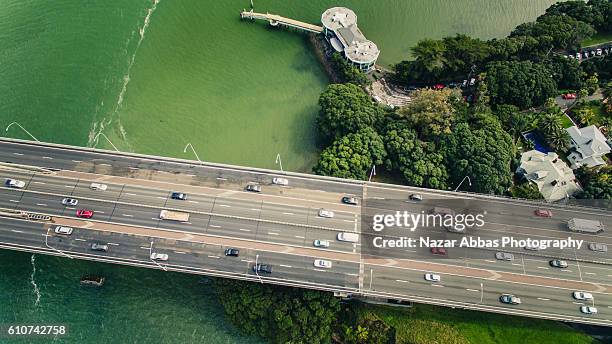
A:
[534, 209, 553, 218]
[433, 84, 445, 90]
[431, 247, 447, 256]
[76, 209, 94, 219]
[562, 93, 577, 100]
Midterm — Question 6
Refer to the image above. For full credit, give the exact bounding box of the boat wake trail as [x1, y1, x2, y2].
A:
[30, 254, 41, 306]
[88, 0, 162, 150]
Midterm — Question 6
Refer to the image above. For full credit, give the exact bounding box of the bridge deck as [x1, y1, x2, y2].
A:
[240, 10, 323, 33]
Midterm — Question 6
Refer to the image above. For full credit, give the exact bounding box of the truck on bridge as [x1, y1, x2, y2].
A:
[159, 210, 190, 222]
[567, 218, 605, 234]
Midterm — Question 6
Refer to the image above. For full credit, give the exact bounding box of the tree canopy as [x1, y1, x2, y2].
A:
[397, 88, 460, 138]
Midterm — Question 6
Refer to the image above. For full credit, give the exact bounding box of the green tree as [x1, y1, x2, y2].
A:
[313, 127, 387, 180]
[576, 166, 612, 199]
[410, 39, 447, 81]
[585, 73, 599, 95]
[546, 55, 583, 89]
[511, 182, 544, 200]
[485, 61, 557, 109]
[441, 34, 490, 77]
[511, 14, 595, 51]
[331, 52, 370, 86]
[575, 108, 596, 126]
[397, 88, 460, 138]
[317, 83, 385, 141]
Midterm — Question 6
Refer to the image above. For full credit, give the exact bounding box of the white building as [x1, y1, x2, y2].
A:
[321, 7, 379, 73]
[516, 150, 582, 202]
[566, 125, 611, 169]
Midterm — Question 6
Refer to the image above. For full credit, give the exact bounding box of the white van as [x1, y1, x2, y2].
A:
[90, 182, 108, 191]
[337, 232, 359, 243]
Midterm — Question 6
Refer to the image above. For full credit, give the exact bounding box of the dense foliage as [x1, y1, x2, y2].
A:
[330, 52, 370, 86]
[576, 166, 612, 199]
[397, 88, 460, 137]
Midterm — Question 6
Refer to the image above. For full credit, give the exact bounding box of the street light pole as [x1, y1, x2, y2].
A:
[368, 165, 376, 182]
[183, 143, 202, 163]
[254, 254, 263, 284]
[480, 283, 484, 303]
[5, 122, 39, 142]
[44, 228, 73, 259]
[149, 241, 167, 271]
[93, 132, 119, 152]
[275, 153, 283, 172]
[453, 175, 472, 192]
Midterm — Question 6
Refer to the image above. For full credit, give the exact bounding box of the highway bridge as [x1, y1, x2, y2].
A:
[0, 137, 611, 327]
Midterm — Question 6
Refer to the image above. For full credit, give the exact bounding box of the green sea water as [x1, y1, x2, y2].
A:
[0, 0, 558, 342]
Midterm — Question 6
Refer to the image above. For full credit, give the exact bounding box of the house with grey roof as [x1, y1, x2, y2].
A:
[516, 150, 582, 202]
[566, 125, 611, 169]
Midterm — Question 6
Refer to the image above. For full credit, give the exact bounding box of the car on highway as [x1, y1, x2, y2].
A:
[524, 243, 540, 251]
[62, 198, 79, 206]
[572, 291, 593, 301]
[341, 196, 358, 205]
[424, 273, 441, 282]
[54, 226, 73, 235]
[90, 243, 109, 252]
[534, 209, 552, 218]
[314, 259, 332, 269]
[171, 192, 187, 200]
[561, 93, 577, 100]
[430, 247, 447, 256]
[89, 183, 107, 191]
[549, 259, 568, 268]
[245, 184, 262, 193]
[580, 306, 598, 315]
[495, 252, 514, 261]
[313, 239, 330, 248]
[588, 243, 607, 252]
[409, 194, 423, 201]
[318, 209, 334, 218]
[150, 252, 168, 261]
[224, 248, 240, 257]
[499, 294, 521, 305]
[5, 179, 26, 188]
[76, 209, 94, 219]
[337, 232, 359, 243]
[253, 264, 273, 274]
[272, 177, 289, 186]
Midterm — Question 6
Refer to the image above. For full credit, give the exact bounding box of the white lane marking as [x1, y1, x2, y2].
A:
[250, 208, 259, 211]
[343, 220, 353, 223]
[64, 185, 73, 188]
[125, 193, 137, 196]
[97, 211, 105, 214]
[175, 251, 187, 254]
[32, 181, 46, 185]
[511, 263, 522, 266]
[283, 212, 294, 215]
[537, 267, 549, 270]
[42, 156, 53, 159]
[66, 207, 75, 210]
[537, 298, 550, 301]
[210, 225, 221, 228]
[139, 246, 149, 250]
[152, 218, 161, 220]
[122, 214, 134, 217]
[74, 238, 86, 242]
[313, 269, 327, 272]
[561, 270, 573, 273]
[280, 264, 292, 268]
[9, 200, 19, 203]
[572, 302, 585, 305]
[295, 236, 305, 239]
[13, 153, 24, 156]
[216, 177, 227, 181]
[584, 272, 596, 275]
[36, 203, 47, 206]
[128, 167, 139, 170]
[239, 228, 251, 232]
[268, 232, 279, 236]
[185, 174, 196, 177]
[466, 289, 479, 292]
[11, 230, 23, 233]
[608, 306, 612, 309]
[346, 273, 359, 277]
[107, 243, 120, 246]
[484, 260, 496, 263]
[240, 259, 253, 263]
[371, 197, 384, 200]
[431, 284, 444, 287]
[100, 163, 112, 167]
[188, 200, 199, 204]
[71, 160, 81, 163]
[208, 255, 220, 259]
[218, 204, 230, 207]
[156, 196, 166, 199]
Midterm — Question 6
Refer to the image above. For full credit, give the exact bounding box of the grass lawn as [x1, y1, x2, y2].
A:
[560, 113, 575, 128]
[356, 303, 597, 344]
[582, 32, 612, 47]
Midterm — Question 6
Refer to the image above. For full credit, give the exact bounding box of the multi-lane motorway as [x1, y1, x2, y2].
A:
[0, 137, 611, 326]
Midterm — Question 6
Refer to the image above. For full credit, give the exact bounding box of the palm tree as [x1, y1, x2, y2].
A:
[538, 112, 562, 136]
[576, 108, 595, 126]
[410, 39, 447, 81]
[548, 128, 570, 151]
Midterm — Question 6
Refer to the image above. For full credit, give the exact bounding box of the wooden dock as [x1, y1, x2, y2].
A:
[240, 9, 323, 34]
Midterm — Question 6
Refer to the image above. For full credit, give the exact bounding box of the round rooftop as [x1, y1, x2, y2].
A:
[345, 41, 380, 64]
[321, 7, 357, 31]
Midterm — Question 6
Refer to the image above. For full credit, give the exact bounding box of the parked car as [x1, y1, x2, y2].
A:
[272, 177, 289, 186]
[495, 252, 514, 261]
[313, 239, 330, 248]
[171, 192, 187, 200]
[580, 306, 598, 314]
[5, 179, 25, 188]
[150, 252, 168, 261]
[253, 264, 273, 274]
[54, 226, 73, 235]
[409, 194, 423, 201]
[424, 273, 441, 282]
[433, 84, 445, 90]
[573, 291, 593, 301]
[62, 198, 79, 206]
[318, 209, 334, 218]
[499, 294, 521, 305]
[89, 182, 107, 191]
[341, 196, 358, 205]
[76, 209, 94, 219]
[549, 259, 568, 268]
[588, 243, 607, 252]
[562, 93, 577, 100]
[90, 243, 109, 252]
[224, 248, 240, 257]
[245, 184, 262, 193]
[431, 247, 447, 256]
[534, 209, 553, 217]
[314, 259, 332, 269]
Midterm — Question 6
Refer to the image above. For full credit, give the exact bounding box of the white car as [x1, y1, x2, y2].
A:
[54, 226, 73, 235]
[573, 291, 593, 301]
[313, 240, 330, 248]
[580, 306, 598, 315]
[314, 259, 332, 269]
[337, 232, 359, 243]
[424, 273, 441, 282]
[5, 179, 26, 188]
[150, 252, 168, 261]
[90, 182, 108, 191]
[62, 198, 79, 206]
[318, 209, 334, 218]
[272, 177, 289, 186]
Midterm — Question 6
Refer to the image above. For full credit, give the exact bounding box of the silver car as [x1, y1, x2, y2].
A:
[495, 252, 514, 261]
[62, 198, 78, 206]
[313, 240, 330, 248]
[588, 243, 607, 252]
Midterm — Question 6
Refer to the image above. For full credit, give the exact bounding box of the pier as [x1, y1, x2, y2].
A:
[240, 9, 323, 34]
